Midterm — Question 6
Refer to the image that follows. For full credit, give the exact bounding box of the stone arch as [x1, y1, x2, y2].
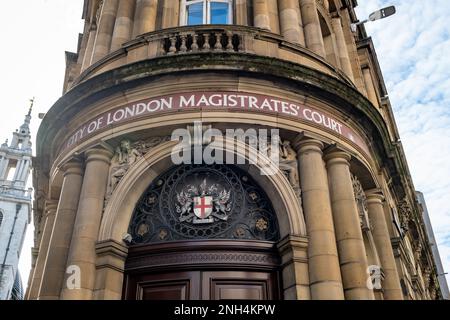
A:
[98, 137, 307, 244]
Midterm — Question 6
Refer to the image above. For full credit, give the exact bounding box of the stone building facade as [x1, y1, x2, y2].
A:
[27, 0, 444, 300]
[0, 107, 33, 300]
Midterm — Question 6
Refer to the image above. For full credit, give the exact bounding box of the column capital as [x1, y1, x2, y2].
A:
[61, 159, 83, 177]
[365, 189, 385, 204]
[324, 150, 351, 166]
[293, 138, 324, 154]
[85, 147, 114, 165]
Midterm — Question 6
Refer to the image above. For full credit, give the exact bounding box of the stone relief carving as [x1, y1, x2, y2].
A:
[352, 175, 371, 231]
[105, 136, 171, 201]
[423, 266, 431, 290]
[398, 198, 412, 233]
[269, 140, 302, 203]
[414, 240, 423, 264]
[279, 141, 301, 191]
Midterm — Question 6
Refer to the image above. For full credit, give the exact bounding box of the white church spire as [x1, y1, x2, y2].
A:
[0, 100, 33, 300]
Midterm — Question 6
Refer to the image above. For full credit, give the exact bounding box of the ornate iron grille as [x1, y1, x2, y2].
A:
[128, 164, 279, 244]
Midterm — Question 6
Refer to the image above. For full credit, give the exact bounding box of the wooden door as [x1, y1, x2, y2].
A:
[123, 270, 279, 300]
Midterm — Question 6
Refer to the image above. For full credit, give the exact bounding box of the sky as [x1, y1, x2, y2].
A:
[0, 0, 448, 295]
[355, 0, 450, 288]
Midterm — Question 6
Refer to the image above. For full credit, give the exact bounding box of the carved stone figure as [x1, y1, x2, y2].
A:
[106, 137, 170, 200]
[108, 140, 141, 195]
[280, 141, 299, 184]
[352, 175, 371, 230]
[414, 241, 423, 262]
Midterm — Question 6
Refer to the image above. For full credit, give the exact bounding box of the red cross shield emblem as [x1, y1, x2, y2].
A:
[193, 196, 213, 219]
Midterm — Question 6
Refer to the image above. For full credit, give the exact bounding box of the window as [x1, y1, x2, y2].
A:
[182, 0, 233, 25]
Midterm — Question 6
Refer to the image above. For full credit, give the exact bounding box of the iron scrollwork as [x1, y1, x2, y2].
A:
[128, 164, 280, 244]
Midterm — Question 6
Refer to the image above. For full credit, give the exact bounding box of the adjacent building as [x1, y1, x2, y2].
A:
[417, 191, 449, 299]
[0, 106, 33, 300]
[27, 0, 445, 300]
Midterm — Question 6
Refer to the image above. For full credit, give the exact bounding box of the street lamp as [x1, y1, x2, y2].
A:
[351, 6, 396, 32]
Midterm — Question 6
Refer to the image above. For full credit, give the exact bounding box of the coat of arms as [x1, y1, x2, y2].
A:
[176, 179, 231, 224]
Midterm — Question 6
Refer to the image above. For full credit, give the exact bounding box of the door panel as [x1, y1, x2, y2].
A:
[125, 271, 201, 300]
[202, 271, 277, 300]
[124, 270, 279, 300]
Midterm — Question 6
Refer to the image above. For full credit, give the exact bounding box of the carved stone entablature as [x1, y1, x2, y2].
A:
[398, 198, 413, 233]
[352, 175, 371, 231]
[105, 136, 171, 201]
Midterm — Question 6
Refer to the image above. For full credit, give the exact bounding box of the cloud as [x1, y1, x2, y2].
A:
[356, 0, 450, 289]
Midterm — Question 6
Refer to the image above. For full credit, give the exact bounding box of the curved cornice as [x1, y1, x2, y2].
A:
[36, 51, 405, 197]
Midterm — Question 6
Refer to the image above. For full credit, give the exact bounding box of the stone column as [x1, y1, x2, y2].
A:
[132, 0, 158, 38]
[38, 161, 83, 300]
[366, 191, 403, 300]
[294, 139, 344, 300]
[253, 0, 271, 30]
[81, 24, 97, 72]
[60, 148, 113, 300]
[324, 150, 374, 300]
[267, 0, 280, 34]
[236, 0, 249, 26]
[278, 0, 304, 45]
[331, 16, 354, 81]
[110, 0, 136, 51]
[362, 67, 379, 107]
[27, 201, 58, 300]
[299, 0, 326, 57]
[161, 0, 180, 29]
[92, 0, 120, 63]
